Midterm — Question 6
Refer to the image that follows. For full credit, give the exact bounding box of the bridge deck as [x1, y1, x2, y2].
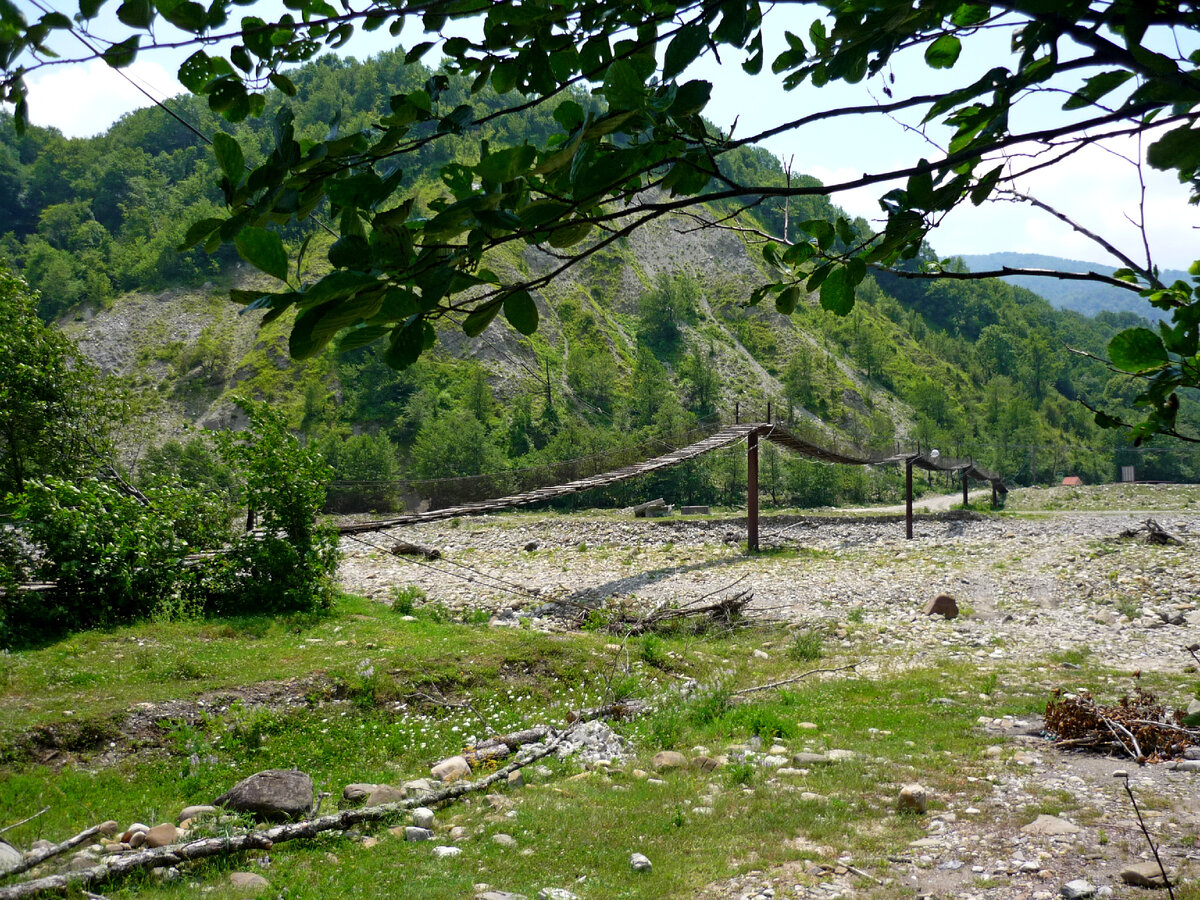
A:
[338, 423, 1005, 534]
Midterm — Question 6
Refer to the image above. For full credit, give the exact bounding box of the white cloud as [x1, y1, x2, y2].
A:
[23, 58, 182, 138]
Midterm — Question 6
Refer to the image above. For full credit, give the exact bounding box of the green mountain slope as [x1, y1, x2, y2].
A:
[956, 252, 1183, 322]
[5, 51, 1198, 499]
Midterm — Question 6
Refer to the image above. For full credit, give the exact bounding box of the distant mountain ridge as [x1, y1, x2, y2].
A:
[955, 252, 1187, 322]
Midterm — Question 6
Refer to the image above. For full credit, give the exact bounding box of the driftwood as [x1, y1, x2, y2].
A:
[566, 699, 649, 723]
[389, 541, 441, 560]
[0, 824, 104, 879]
[1119, 519, 1184, 545]
[462, 727, 552, 765]
[0, 809, 48, 837]
[733, 663, 859, 697]
[0, 732, 569, 900]
[1045, 687, 1199, 762]
[605, 589, 753, 635]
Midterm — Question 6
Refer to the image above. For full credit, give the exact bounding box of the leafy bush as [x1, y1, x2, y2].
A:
[2, 477, 188, 647]
[389, 583, 425, 615]
[788, 628, 824, 662]
[202, 401, 340, 616]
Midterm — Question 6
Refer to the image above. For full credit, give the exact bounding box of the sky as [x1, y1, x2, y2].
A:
[11, 1, 1200, 271]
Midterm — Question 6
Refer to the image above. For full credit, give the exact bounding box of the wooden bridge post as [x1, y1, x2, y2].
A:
[962, 471, 969, 507]
[991, 481, 998, 508]
[905, 459, 914, 540]
[747, 429, 759, 552]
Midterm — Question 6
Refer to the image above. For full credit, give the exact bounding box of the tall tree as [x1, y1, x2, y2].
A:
[0, 264, 119, 497]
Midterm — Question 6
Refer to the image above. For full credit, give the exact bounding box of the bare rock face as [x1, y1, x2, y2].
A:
[923, 593, 959, 619]
[214, 769, 313, 822]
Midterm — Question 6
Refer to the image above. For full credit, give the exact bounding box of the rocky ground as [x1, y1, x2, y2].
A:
[336, 485, 1200, 899]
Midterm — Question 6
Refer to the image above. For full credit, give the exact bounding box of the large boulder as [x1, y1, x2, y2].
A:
[214, 769, 313, 822]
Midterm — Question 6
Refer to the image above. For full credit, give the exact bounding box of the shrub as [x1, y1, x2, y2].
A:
[202, 401, 340, 616]
[2, 477, 188, 647]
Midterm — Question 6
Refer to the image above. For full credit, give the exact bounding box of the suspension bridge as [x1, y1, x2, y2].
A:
[338, 420, 1007, 548]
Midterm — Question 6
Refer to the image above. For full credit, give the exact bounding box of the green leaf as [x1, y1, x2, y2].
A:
[79, 0, 106, 20]
[116, 0, 151, 28]
[178, 217, 223, 250]
[1148, 125, 1200, 175]
[663, 24, 707, 82]
[384, 320, 429, 369]
[212, 132, 244, 184]
[269, 73, 298, 96]
[462, 300, 502, 337]
[819, 266, 855, 315]
[1063, 70, 1133, 111]
[547, 220, 593, 248]
[950, 3, 990, 27]
[177, 51, 213, 92]
[336, 325, 390, 354]
[667, 79, 711, 117]
[235, 227, 289, 281]
[1108, 328, 1169, 373]
[925, 34, 961, 69]
[800, 219, 834, 251]
[503, 290, 538, 335]
[477, 144, 537, 183]
[101, 35, 139, 68]
[157, 0, 205, 32]
[601, 59, 645, 110]
[775, 284, 801, 315]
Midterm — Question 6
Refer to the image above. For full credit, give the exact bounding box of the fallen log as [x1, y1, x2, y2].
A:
[389, 541, 441, 560]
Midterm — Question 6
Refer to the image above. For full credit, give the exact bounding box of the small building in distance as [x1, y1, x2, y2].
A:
[1061, 475, 1084, 487]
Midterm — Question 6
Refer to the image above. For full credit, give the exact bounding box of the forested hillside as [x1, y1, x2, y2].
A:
[2, 50, 1197, 507]
[958, 252, 1186, 322]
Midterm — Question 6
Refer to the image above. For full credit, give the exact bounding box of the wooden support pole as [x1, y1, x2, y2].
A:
[747, 429, 759, 552]
[991, 481, 998, 508]
[905, 459, 914, 540]
[962, 472, 969, 507]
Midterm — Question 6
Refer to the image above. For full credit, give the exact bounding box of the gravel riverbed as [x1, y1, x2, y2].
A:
[336, 487, 1200, 900]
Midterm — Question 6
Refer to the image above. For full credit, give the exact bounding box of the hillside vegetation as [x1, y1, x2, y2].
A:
[2, 50, 1197, 505]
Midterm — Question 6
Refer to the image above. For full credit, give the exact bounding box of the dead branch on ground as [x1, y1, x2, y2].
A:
[1044, 687, 1198, 762]
[0, 729, 573, 900]
[732, 663, 859, 698]
[1119, 519, 1184, 545]
[604, 588, 753, 635]
[0, 824, 104, 879]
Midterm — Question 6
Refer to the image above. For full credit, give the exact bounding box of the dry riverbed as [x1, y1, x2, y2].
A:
[335, 483, 1200, 900]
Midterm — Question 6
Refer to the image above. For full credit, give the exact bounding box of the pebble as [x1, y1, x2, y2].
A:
[1119, 861, 1169, 887]
[404, 827, 433, 842]
[537, 890, 579, 900]
[897, 784, 928, 814]
[229, 872, 270, 891]
[431, 756, 472, 783]
[1060, 879, 1096, 899]
[412, 808, 435, 830]
[492, 833, 517, 847]
[432, 845, 462, 858]
[630, 852, 653, 872]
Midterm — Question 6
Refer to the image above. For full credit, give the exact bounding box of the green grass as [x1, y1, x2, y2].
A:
[2, 588, 1197, 899]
